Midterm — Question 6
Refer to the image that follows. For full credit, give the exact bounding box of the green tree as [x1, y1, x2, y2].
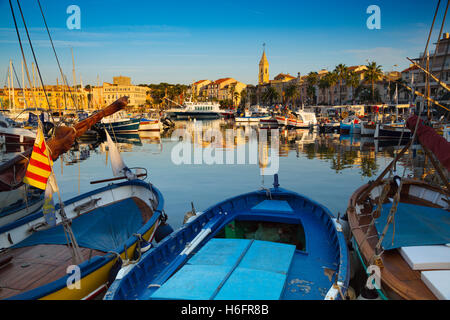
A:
[363, 62, 384, 103]
[233, 91, 240, 108]
[334, 64, 349, 105]
[262, 87, 280, 105]
[284, 84, 298, 107]
[346, 71, 360, 103]
[306, 72, 319, 105]
[239, 89, 247, 107]
[323, 72, 338, 105]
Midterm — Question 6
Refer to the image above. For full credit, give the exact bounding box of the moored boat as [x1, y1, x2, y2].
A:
[104, 175, 350, 300]
[374, 123, 411, 140]
[0, 178, 167, 300]
[340, 116, 361, 135]
[166, 100, 222, 120]
[346, 178, 449, 300]
[102, 114, 141, 134]
[347, 115, 450, 300]
[138, 118, 161, 132]
[361, 122, 376, 137]
[0, 114, 36, 148]
[0, 127, 172, 300]
[319, 121, 340, 134]
[235, 110, 271, 123]
[276, 111, 317, 129]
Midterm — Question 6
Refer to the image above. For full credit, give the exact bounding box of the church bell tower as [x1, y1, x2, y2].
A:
[258, 44, 269, 85]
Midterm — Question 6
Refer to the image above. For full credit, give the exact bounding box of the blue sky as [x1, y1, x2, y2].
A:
[0, 0, 448, 86]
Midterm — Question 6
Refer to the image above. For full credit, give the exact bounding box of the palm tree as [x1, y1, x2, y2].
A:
[233, 91, 240, 108]
[263, 87, 279, 105]
[363, 61, 384, 103]
[284, 84, 298, 107]
[346, 71, 360, 103]
[306, 72, 319, 105]
[334, 64, 349, 105]
[323, 72, 338, 105]
[318, 77, 330, 104]
[239, 88, 247, 107]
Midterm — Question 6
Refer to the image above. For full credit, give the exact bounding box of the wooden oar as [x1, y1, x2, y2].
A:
[90, 173, 147, 185]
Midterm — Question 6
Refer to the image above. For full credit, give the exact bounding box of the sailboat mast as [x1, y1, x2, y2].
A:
[80, 75, 84, 110]
[97, 75, 100, 110]
[22, 59, 26, 110]
[7, 66, 11, 110]
[32, 62, 36, 109]
[10, 60, 15, 111]
[426, 50, 431, 120]
[72, 48, 77, 110]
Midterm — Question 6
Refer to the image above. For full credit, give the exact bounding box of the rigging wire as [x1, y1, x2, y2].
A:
[14, 0, 56, 125]
[421, 0, 442, 68]
[7, 0, 41, 119]
[11, 61, 30, 111]
[36, 0, 79, 121]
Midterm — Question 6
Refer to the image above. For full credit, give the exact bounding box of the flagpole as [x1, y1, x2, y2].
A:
[39, 119, 83, 265]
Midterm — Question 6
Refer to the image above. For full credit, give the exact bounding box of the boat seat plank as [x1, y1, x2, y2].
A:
[214, 268, 287, 300]
[149, 239, 296, 300]
[399, 245, 450, 270]
[150, 265, 233, 300]
[188, 238, 251, 267]
[421, 270, 450, 300]
[251, 200, 294, 214]
[238, 240, 296, 274]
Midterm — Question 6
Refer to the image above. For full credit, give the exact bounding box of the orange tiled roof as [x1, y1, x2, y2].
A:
[214, 78, 234, 85]
[401, 65, 419, 73]
[193, 80, 209, 85]
[274, 73, 296, 80]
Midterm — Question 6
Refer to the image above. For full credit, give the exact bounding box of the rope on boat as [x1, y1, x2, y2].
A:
[352, 238, 388, 300]
[374, 179, 403, 254]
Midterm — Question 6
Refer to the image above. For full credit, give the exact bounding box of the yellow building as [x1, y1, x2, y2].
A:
[0, 85, 89, 112]
[204, 78, 244, 103]
[98, 76, 147, 108]
[192, 80, 211, 99]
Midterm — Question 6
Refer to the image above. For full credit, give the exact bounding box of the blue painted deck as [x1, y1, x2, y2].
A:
[149, 239, 296, 300]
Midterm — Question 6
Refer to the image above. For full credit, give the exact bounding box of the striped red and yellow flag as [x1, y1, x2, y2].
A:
[23, 128, 53, 190]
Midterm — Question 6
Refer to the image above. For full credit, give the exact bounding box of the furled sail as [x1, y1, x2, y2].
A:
[406, 115, 450, 171]
[105, 130, 126, 177]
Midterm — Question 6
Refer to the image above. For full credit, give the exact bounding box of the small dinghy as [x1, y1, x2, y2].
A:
[104, 175, 349, 300]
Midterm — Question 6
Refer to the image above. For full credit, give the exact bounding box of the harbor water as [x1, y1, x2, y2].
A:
[50, 119, 418, 231]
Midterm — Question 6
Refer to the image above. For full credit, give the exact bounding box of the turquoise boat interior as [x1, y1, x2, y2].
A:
[105, 176, 349, 300]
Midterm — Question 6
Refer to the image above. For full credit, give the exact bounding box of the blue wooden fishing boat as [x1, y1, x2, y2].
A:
[104, 175, 350, 300]
[101, 111, 141, 134]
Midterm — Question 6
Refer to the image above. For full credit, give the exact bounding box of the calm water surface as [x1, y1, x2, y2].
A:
[52, 119, 415, 230]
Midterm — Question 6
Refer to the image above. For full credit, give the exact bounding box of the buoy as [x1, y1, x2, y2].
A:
[346, 286, 356, 300]
[357, 286, 381, 300]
